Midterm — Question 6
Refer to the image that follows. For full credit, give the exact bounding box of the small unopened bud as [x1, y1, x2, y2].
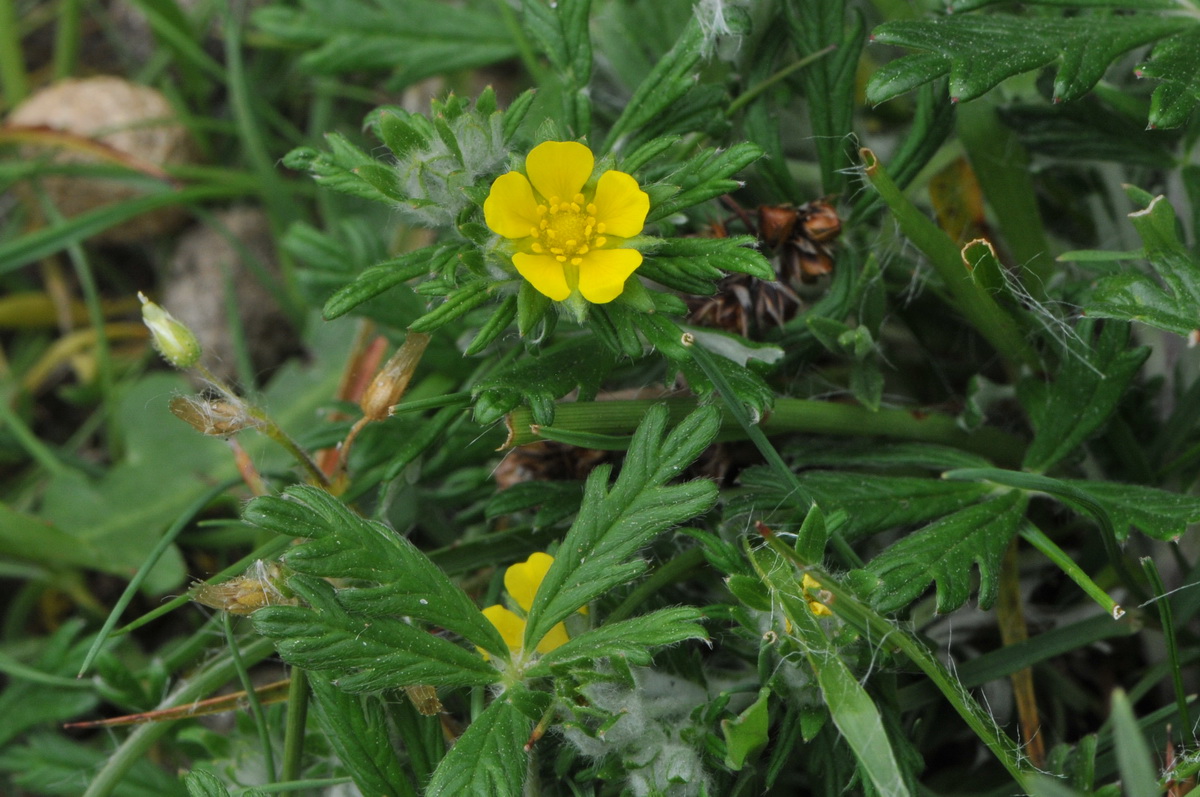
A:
[139, 292, 200, 368]
[169, 395, 258, 437]
[360, 331, 431, 421]
[191, 560, 296, 615]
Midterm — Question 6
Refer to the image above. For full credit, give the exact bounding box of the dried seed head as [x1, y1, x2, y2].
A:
[191, 561, 295, 615]
[359, 331, 431, 421]
[169, 395, 258, 437]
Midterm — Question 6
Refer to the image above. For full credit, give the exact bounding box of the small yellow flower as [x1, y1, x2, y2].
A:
[483, 141, 650, 304]
[802, 573, 833, 618]
[480, 552, 571, 660]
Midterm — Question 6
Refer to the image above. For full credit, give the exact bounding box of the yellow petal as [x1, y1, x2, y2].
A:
[484, 171, 542, 239]
[526, 141, 593, 202]
[577, 248, 643, 304]
[513, 253, 571, 301]
[504, 552, 556, 612]
[535, 621, 570, 654]
[592, 170, 649, 237]
[808, 600, 833, 618]
[481, 605, 526, 657]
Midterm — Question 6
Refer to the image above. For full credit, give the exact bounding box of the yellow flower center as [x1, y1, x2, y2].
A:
[531, 192, 609, 266]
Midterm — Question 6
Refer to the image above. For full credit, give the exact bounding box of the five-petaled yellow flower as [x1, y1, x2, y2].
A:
[481, 552, 570, 660]
[483, 141, 650, 304]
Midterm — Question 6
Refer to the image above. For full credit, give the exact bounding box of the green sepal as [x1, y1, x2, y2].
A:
[516, 280, 552, 337]
[722, 687, 771, 771]
[503, 89, 538, 141]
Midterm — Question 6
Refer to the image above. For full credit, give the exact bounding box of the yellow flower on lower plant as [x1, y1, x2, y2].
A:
[483, 140, 650, 304]
[479, 552, 573, 660]
[802, 573, 833, 618]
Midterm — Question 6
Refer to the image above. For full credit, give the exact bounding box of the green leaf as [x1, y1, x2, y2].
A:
[527, 607, 707, 673]
[1109, 689, 1159, 797]
[252, 0, 518, 86]
[322, 245, 451, 319]
[722, 687, 771, 771]
[731, 467, 994, 541]
[1139, 27, 1200, 129]
[252, 575, 500, 690]
[523, 405, 720, 646]
[245, 484, 508, 656]
[283, 135, 397, 204]
[0, 621, 99, 749]
[1020, 321, 1149, 472]
[309, 674, 415, 797]
[471, 336, 616, 426]
[0, 734, 186, 797]
[645, 143, 763, 223]
[409, 280, 496, 333]
[182, 770, 233, 797]
[604, 18, 704, 151]
[867, 14, 1190, 107]
[646, 236, 775, 284]
[1057, 479, 1200, 542]
[1086, 193, 1200, 337]
[425, 695, 529, 797]
[867, 491, 1027, 613]
[464, 294, 518, 355]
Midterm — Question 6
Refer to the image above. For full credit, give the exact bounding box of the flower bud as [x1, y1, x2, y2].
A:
[139, 292, 200, 368]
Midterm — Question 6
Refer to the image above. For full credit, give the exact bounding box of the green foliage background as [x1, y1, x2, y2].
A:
[4, 0, 1200, 795]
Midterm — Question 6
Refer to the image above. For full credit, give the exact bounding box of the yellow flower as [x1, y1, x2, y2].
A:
[802, 573, 833, 618]
[480, 552, 571, 660]
[483, 141, 650, 304]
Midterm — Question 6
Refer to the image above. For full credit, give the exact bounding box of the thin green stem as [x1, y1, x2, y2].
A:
[686, 338, 862, 568]
[1019, 522, 1123, 620]
[52, 0, 82, 78]
[607, 547, 706, 623]
[281, 668, 310, 782]
[78, 477, 244, 677]
[237, 778, 353, 794]
[115, 535, 293, 636]
[1140, 556, 1191, 739]
[225, 615, 277, 782]
[83, 637, 275, 797]
[726, 45, 836, 117]
[0, 0, 28, 107]
[0, 398, 69, 477]
[507, 397, 1026, 465]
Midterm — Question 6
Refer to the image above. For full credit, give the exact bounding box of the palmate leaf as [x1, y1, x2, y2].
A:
[522, 405, 720, 647]
[867, 12, 1193, 117]
[252, 0, 518, 87]
[244, 484, 508, 656]
[866, 491, 1027, 613]
[1085, 191, 1200, 338]
[252, 576, 500, 691]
